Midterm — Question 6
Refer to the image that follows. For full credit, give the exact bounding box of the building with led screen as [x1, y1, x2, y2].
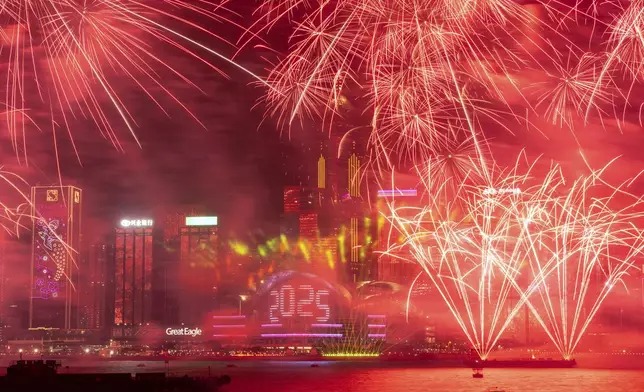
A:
[178, 216, 219, 326]
[245, 271, 387, 348]
[113, 218, 155, 337]
[30, 185, 82, 330]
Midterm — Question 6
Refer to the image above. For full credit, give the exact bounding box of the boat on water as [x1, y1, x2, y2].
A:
[0, 359, 231, 391]
[472, 368, 484, 378]
[464, 358, 577, 368]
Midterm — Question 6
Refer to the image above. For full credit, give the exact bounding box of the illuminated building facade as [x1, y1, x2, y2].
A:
[299, 212, 318, 241]
[348, 146, 360, 198]
[80, 244, 112, 331]
[160, 205, 205, 243]
[314, 237, 338, 266]
[152, 206, 205, 327]
[346, 144, 368, 282]
[283, 186, 302, 214]
[318, 154, 326, 189]
[281, 130, 343, 239]
[281, 131, 356, 281]
[281, 187, 319, 241]
[113, 219, 155, 336]
[30, 185, 82, 330]
[178, 216, 220, 325]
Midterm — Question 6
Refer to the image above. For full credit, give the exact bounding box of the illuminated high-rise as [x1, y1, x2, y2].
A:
[314, 236, 338, 266]
[348, 145, 360, 198]
[299, 212, 318, 241]
[113, 218, 155, 336]
[316, 139, 342, 241]
[160, 205, 205, 243]
[283, 187, 302, 214]
[178, 216, 220, 325]
[347, 144, 363, 281]
[152, 205, 206, 326]
[281, 187, 318, 240]
[318, 154, 326, 189]
[80, 244, 113, 330]
[30, 185, 82, 330]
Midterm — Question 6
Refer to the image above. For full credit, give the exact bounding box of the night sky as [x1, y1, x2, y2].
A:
[3, 42, 285, 243]
[1, 1, 644, 299]
[1, 2, 642, 245]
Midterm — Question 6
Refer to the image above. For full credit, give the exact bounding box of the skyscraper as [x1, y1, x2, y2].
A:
[160, 205, 205, 243]
[153, 206, 205, 326]
[347, 144, 364, 281]
[113, 218, 155, 336]
[299, 212, 318, 241]
[281, 187, 318, 241]
[178, 216, 219, 325]
[30, 185, 82, 330]
[318, 154, 326, 189]
[348, 146, 361, 198]
[80, 244, 112, 330]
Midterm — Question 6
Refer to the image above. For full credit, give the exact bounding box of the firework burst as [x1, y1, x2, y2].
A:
[532, 52, 614, 129]
[384, 156, 644, 359]
[1, 0, 268, 163]
[248, 0, 591, 169]
[248, 0, 644, 177]
[418, 133, 487, 195]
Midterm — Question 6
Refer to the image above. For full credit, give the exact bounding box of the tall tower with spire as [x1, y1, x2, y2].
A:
[348, 142, 361, 198]
[318, 152, 326, 190]
[347, 142, 364, 281]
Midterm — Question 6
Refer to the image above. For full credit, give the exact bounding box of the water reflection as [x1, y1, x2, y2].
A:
[2, 360, 639, 392]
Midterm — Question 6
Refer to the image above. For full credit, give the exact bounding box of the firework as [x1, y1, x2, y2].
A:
[418, 134, 487, 196]
[605, 0, 644, 78]
[248, 0, 644, 172]
[247, 0, 584, 168]
[0, 168, 34, 235]
[1, 0, 268, 162]
[0, 170, 83, 289]
[532, 52, 614, 129]
[384, 156, 644, 359]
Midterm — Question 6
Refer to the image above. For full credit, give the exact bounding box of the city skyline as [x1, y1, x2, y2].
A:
[1, 2, 644, 386]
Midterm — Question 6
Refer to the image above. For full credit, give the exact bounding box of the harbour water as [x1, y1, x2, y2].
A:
[2, 359, 644, 391]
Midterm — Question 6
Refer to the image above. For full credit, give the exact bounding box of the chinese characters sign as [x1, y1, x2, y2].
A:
[120, 219, 153, 228]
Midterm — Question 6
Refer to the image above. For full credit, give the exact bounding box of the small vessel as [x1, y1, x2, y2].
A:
[136, 363, 146, 368]
[473, 368, 484, 378]
[310, 364, 320, 368]
[226, 364, 237, 368]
